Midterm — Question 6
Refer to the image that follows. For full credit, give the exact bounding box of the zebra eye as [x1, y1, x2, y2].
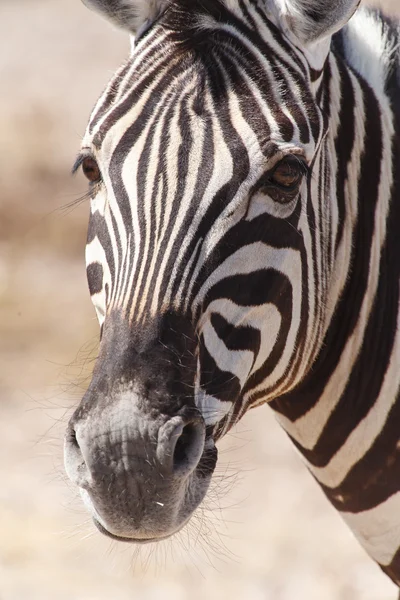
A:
[82, 157, 101, 183]
[255, 156, 307, 204]
[270, 157, 305, 189]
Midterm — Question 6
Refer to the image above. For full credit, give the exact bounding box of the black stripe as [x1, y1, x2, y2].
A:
[199, 333, 241, 402]
[87, 262, 104, 296]
[333, 54, 356, 253]
[211, 312, 261, 357]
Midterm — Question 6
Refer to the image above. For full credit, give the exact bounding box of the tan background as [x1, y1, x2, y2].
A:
[1, 1, 399, 599]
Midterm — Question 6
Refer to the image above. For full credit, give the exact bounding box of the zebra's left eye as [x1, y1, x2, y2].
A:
[256, 156, 307, 203]
[271, 157, 305, 189]
[82, 157, 101, 183]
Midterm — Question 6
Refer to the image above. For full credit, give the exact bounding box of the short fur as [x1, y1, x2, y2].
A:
[338, 7, 400, 97]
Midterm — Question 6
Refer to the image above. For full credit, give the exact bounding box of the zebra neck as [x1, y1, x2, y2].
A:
[266, 52, 400, 577]
[270, 44, 400, 494]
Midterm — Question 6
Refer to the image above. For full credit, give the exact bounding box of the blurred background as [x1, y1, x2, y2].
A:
[1, 1, 399, 599]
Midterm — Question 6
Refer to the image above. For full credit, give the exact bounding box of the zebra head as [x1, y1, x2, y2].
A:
[65, 0, 360, 543]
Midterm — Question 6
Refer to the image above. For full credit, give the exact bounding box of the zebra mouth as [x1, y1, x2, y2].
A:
[92, 517, 174, 544]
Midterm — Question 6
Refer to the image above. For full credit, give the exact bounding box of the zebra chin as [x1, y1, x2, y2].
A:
[79, 489, 198, 544]
[74, 473, 212, 544]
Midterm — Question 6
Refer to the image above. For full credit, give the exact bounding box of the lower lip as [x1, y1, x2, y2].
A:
[93, 518, 171, 544]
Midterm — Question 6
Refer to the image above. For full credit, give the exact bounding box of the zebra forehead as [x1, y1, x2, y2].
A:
[82, 0, 365, 79]
[85, 14, 321, 156]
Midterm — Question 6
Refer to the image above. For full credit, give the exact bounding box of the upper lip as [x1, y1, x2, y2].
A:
[92, 518, 172, 544]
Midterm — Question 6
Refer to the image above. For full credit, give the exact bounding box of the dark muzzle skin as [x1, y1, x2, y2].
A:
[64, 312, 217, 542]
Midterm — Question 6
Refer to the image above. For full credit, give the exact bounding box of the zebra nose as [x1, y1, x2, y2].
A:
[64, 411, 206, 489]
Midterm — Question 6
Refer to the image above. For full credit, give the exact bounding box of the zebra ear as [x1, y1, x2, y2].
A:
[275, 0, 361, 45]
[82, 0, 168, 34]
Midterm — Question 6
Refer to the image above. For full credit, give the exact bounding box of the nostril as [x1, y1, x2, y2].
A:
[68, 427, 80, 449]
[173, 424, 194, 465]
[173, 421, 205, 474]
[64, 425, 90, 487]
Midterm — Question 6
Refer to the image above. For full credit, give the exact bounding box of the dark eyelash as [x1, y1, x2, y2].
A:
[292, 156, 311, 177]
[71, 151, 97, 176]
[71, 153, 85, 175]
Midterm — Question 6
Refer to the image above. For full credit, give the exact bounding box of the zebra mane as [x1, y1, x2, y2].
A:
[336, 7, 400, 99]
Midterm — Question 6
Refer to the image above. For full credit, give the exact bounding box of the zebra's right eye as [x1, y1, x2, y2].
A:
[81, 157, 101, 183]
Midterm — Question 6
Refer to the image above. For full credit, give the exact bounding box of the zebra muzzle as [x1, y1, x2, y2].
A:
[64, 390, 213, 542]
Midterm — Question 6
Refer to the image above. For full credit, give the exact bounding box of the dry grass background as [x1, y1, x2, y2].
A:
[1, 1, 400, 599]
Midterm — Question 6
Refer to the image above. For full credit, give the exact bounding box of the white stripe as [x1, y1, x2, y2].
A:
[341, 493, 400, 567]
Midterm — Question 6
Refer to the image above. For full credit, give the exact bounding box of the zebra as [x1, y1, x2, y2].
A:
[64, 0, 400, 590]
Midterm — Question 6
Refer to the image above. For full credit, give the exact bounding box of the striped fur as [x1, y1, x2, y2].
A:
[76, 0, 400, 586]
